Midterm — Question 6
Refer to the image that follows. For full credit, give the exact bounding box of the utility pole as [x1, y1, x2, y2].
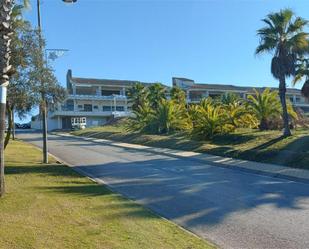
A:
[37, 0, 48, 163]
[0, 0, 14, 197]
[36, 0, 77, 164]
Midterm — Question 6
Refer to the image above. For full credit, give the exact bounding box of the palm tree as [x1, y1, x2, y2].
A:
[247, 89, 281, 130]
[223, 100, 257, 130]
[127, 100, 156, 133]
[128, 100, 188, 134]
[170, 86, 186, 105]
[256, 9, 308, 136]
[293, 57, 309, 98]
[247, 88, 297, 130]
[127, 82, 148, 111]
[218, 92, 241, 105]
[154, 100, 189, 134]
[147, 83, 166, 109]
[189, 98, 226, 138]
[0, 0, 15, 197]
[0, 0, 31, 196]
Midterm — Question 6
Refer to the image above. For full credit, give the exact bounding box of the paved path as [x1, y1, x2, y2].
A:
[18, 131, 309, 249]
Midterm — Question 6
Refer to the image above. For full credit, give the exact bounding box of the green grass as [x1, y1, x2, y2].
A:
[0, 140, 214, 249]
[73, 120, 309, 170]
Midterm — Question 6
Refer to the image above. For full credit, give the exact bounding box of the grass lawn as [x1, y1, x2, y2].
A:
[72, 119, 309, 170]
[0, 140, 214, 249]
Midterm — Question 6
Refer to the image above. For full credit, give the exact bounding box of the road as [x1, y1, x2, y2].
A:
[18, 131, 309, 249]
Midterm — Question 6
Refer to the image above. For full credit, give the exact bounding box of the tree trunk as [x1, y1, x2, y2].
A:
[4, 105, 12, 150]
[279, 77, 291, 137]
[259, 118, 268, 131]
[0, 95, 5, 197]
[0, 0, 14, 197]
[12, 106, 15, 140]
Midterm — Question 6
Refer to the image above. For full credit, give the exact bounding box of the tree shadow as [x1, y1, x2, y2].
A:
[209, 133, 257, 146]
[240, 135, 309, 169]
[57, 157, 309, 229]
[5, 164, 83, 178]
[248, 135, 285, 151]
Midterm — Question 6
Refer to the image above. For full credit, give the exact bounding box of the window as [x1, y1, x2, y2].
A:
[116, 106, 124, 111]
[103, 106, 111, 111]
[101, 90, 121, 96]
[77, 105, 83, 109]
[84, 104, 92, 112]
[93, 105, 98, 109]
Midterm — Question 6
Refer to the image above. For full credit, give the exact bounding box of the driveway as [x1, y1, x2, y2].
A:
[18, 131, 309, 249]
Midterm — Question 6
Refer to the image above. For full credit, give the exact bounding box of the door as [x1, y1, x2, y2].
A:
[62, 117, 72, 129]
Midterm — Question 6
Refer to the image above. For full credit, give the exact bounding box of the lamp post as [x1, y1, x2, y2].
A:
[37, 0, 76, 163]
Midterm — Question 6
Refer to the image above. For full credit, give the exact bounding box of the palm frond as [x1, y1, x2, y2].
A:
[287, 17, 308, 34]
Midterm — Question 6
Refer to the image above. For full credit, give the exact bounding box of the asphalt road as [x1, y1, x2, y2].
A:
[18, 131, 309, 249]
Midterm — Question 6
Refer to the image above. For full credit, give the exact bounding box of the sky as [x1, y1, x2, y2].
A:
[21, 0, 309, 121]
[24, 0, 309, 88]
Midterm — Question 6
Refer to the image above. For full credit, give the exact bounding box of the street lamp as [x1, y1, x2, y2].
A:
[37, 0, 77, 163]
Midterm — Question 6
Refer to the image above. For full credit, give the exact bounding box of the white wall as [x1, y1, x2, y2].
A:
[31, 119, 42, 130]
[86, 117, 108, 127]
[48, 117, 61, 131]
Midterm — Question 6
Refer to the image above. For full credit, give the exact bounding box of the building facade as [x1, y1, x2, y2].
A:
[172, 77, 309, 113]
[43, 70, 157, 130]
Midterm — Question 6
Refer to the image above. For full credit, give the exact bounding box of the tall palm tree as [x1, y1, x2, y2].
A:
[0, 0, 16, 196]
[0, 0, 30, 196]
[256, 9, 308, 136]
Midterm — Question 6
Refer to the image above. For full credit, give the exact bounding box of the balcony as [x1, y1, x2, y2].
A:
[293, 102, 309, 107]
[67, 94, 127, 101]
[187, 98, 202, 103]
[50, 109, 132, 118]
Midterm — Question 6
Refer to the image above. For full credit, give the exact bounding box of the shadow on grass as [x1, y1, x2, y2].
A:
[239, 135, 309, 169]
[208, 133, 257, 146]
[38, 184, 160, 220]
[40, 184, 112, 196]
[5, 164, 83, 178]
[249, 135, 285, 151]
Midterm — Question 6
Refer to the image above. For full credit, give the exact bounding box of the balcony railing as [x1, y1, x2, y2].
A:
[68, 94, 127, 100]
[49, 108, 132, 118]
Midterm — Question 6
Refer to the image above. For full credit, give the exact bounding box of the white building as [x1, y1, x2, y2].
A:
[172, 77, 309, 113]
[35, 70, 157, 130]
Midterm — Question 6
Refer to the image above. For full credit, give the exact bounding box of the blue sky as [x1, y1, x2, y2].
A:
[24, 0, 309, 90]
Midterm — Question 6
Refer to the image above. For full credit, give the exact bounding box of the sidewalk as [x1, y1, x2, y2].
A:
[57, 132, 309, 184]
